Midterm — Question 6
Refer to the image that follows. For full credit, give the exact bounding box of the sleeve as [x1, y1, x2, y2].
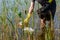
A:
[32, 0, 35, 2]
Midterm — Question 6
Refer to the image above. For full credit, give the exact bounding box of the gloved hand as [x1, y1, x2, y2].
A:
[24, 13, 31, 26]
[24, 18, 29, 26]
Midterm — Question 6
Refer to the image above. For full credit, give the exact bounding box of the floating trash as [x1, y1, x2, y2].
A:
[19, 21, 22, 26]
[23, 27, 35, 34]
[24, 27, 34, 32]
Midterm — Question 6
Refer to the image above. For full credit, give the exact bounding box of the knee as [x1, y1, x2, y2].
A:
[40, 19, 46, 29]
[40, 19, 45, 24]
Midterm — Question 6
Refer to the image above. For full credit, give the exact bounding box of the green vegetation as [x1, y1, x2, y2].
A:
[0, 0, 60, 40]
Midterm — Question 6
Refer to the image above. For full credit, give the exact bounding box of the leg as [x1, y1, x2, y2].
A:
[37, 9, 46, 40]
[39, 18, 46, 40]
[40, 18, 46, 29]
[48, 20, 54, 40]
[36, 19, 46, 40]
[46, 10, 54, 40]
[46, 11, 54, 40]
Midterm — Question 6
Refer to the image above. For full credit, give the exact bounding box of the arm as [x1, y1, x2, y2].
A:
[29, 1, 35, 14]
[24, 1, 35, 23]
[26, 1, 35, 19]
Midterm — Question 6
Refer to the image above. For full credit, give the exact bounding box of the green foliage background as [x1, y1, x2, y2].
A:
[0, 0, 60, 40]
